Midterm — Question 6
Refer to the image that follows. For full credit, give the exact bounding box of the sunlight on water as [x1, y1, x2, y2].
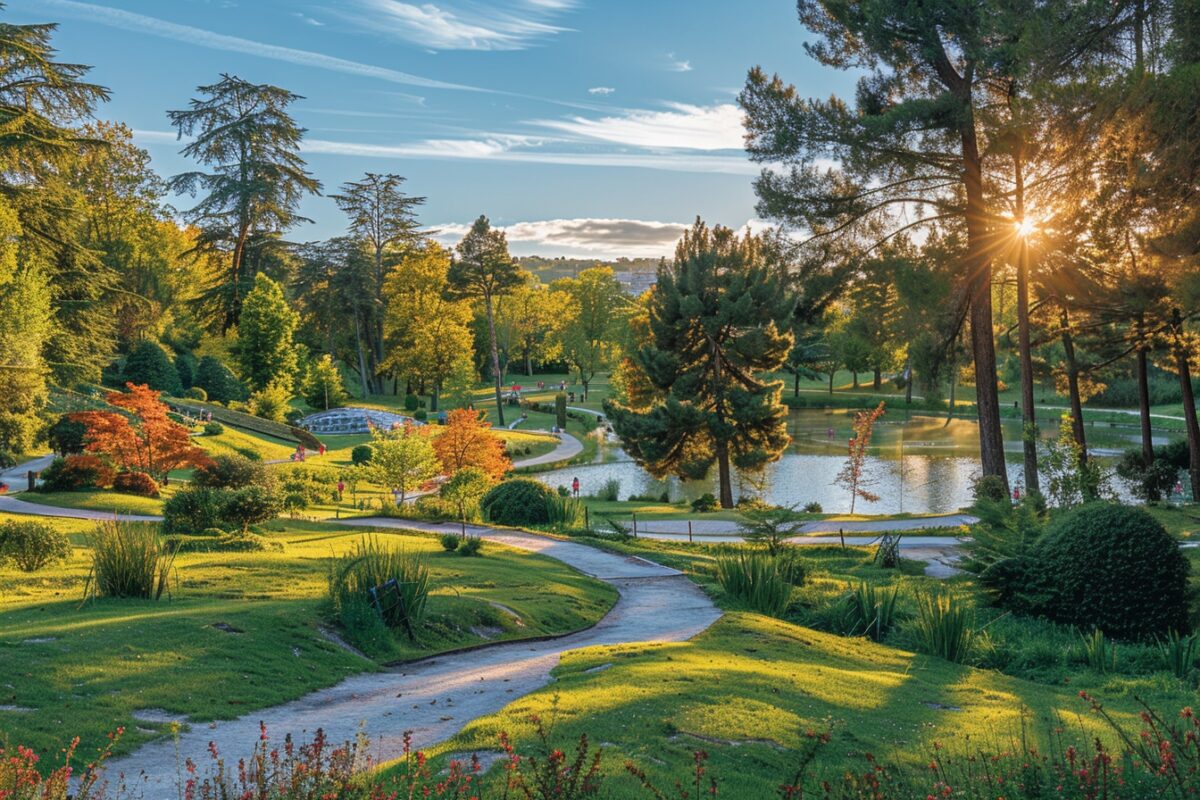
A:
[535, 409, 1158, 514]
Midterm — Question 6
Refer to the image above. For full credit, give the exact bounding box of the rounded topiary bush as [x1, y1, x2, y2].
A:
[480, 479, 554, 526]
[351, 444, 374, 466]
[112, 471, 160, 498]
[1032, 502, 1190, 640]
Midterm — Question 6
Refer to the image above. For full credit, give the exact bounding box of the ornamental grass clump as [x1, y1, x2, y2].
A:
[835, 582, 899, 642]
[85, 520, 175, 601]
[912, 591, 974, 664]
[714, 552, 794, 617]
[328, 536, 429, 642]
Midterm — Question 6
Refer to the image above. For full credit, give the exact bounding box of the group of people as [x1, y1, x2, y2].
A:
[290, 443, 328, 462]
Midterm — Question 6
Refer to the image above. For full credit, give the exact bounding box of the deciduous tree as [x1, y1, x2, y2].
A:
[365, 423, 439, 505]
[835, 403, 885, 514]
[433, 409, 511, 480]
[234, 273, 299, 393]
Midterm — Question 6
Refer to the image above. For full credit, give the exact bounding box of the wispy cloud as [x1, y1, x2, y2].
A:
[433, 217, 691, 257]
[294, 12, 325, 26]
[37, 0, 486, 92]
[587, 86, 615, 95]
[347, 0, 576, 51]
[667, 53, 692, 72]
[299, 136, 756, 174]
[534, 103, 743, 151]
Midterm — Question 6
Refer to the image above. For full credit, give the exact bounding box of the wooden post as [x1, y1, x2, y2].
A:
[585, 506, 590, 532]
[839, 528, 845, 549]
[632, 511, 638, 538]
[688, 520, 693, 543]
[27, 471, 36, 492]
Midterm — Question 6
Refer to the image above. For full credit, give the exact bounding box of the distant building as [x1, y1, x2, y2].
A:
[613, 270, 657, 297]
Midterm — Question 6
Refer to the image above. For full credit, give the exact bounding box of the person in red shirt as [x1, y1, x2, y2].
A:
[572, 477, 580, 498]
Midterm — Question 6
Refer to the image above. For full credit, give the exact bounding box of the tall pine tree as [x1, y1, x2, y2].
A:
[606, 220, 795, 509]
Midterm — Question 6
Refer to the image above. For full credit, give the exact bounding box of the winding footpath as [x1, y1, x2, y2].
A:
[106, 521, 721, 792]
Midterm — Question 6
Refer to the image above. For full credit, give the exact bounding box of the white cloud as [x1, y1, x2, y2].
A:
[433, 218, 692, 258]
[38, 0, 485, 92]
[349, 0, 575, 51]
[534, 103, 744, 151]
[587, 86, 615, 95]
[294, 12, 325, 26]
[667, 53, 692, 72]
[299, 136, 756, 174]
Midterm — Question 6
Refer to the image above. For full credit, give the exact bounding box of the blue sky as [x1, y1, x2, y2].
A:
[11, 0, 854, 258]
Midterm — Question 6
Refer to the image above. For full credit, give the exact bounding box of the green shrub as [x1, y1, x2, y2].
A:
[194, 453, 267, 489]
[714, 552, 793, 617]
[972, 474, 1009, 504]
[203, 421, 223, 435]
[413, 409, 427, 421]
[803, 501, 823, 514]
[47, 415, 87, 456]
[165, 531, 281, 553]
[911, 592, 975, 664]
[440, 533, 461, 552]
[691, 493, 719, 513]
[1031, 503, 1190, 640]
[112, 471, 160, 498]
[737, 506, 805, 556]
[122, 340, 182, 395]
[1155, 630, 1199, 680]
[403, 394, 420, 411]
[481, 479, 555, 526]
[412, 495, 456, 521]
[221, 485, 283, 531]
[834, 582, 899, 642]
[592, 478, 620, 502]
[186, 387, 209, 401]
[547, 494, 586, 530]
[458, 536, 483, 557]
[162, 485, 228, 533]
[0, 520, 72, 572]
[38, 454, 114, 491]
[85, 520, 175, 600]
[1078, 627, 1118, 673]
[195, 355, 248, 403]
[328, 537, 429, 642]
[351, 444, 374, 466]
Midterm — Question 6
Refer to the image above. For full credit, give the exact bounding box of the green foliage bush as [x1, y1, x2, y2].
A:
[803, 501, 823, 514]
[351, 444, 374, 466]
[440, 533, 461, 551]
[458, 536, 483, 557]
[591, 478, 620, 502]
[833, 582, 899, 642]
[0, 520, 72, 572]
[47, 415, 87, 456]
[972, 474, 1009, 504]
[163, 485, 229, 533]
[194, 453, 268, 489]
[203, 421, 223, 435]
[1031, 503, 1190, 640]
[691, 493, 719, 513]
[1116, 447, 1183, 501]
[195, 356, 248, 404]
[186, 387, 208, 401]
[403, 394, 420, 411]
[122, 340, 182, 395]
[714, 552, 794, 617]
[37, 454, 113, 491]
[910, 591, 975, 664]
[112, 471, 160, 498]
[481, 478, 555, 526]
[547, 494, 586, 530]
[85, 520, 175, 601]
[165, 531, 282, 553]
[221, 485, 284, 531]
[328, 537, 429, 642]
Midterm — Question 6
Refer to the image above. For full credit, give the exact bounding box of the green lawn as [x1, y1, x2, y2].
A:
[394, 530, 1200, 795]
[16, 488, 170, 516]
[0, 518, 616, 758]
[195, 426, 299, 462]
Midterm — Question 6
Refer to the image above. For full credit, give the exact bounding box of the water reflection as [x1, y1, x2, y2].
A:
[533, 409, 1158, 514]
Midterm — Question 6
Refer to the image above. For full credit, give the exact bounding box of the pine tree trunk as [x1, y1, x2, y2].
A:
[828, 371, 834, 395]
[1017, 234, 1040, 498]
[1136, 317, 1154, 465]
[853, 372, 859, 389]
[873, 369, 882, 391]
[1060, 307, 1088, 464]
[715, 439, 734, 510]
[962, 121, 1008, 490]
[904, 360, 913, 404]
[1172, 310, 1200, 500]
[794, 370, 800, 398]
[486, 293, 506, 426]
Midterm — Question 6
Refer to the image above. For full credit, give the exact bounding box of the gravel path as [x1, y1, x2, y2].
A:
[106, 521, 721, 793]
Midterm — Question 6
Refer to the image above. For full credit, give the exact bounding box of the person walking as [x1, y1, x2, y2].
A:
[337, 480, 345, 502]
[572, 477, 580, 498]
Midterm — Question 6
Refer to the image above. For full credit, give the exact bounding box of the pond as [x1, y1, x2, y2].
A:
[532, 408, 1169, 514]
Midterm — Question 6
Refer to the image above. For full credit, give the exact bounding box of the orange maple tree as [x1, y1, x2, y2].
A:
[432, 408, 511, 479]
[70, 383, 213, 481]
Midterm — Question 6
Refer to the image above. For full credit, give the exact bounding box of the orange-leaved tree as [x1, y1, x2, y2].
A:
[432, 408, 511, 480]
[835, 402, 885, 514]
[71, 383, 213, 481]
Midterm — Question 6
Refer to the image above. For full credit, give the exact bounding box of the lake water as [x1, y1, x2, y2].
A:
[533, 409, 1166, 514]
